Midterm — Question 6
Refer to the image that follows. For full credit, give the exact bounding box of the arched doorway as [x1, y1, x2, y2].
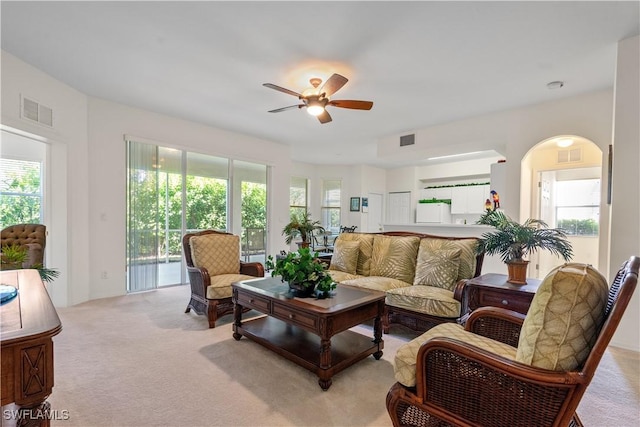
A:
[521, 135, 605, 279]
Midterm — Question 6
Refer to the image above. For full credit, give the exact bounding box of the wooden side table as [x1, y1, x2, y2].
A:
[464, 273, 541, 315]
[1, 270, 62, 426]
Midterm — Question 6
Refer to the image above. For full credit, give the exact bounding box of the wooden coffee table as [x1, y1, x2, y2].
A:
[232, 277, 385, 390]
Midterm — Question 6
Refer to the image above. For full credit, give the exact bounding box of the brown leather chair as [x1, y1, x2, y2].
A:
[183, 230, 265, 328]
[1, 223, 46, 268]
[386, 256, 638, 427]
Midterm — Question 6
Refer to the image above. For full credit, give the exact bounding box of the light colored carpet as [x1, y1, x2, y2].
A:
[49, 285, 639, 426]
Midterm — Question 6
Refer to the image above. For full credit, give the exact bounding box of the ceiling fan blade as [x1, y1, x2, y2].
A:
[317, 110, 332, 124]
[329, 100, 374, 110]
[263, 83, 302, 98]
[319, 74, 348, 97]
[268, 104, 304, 113]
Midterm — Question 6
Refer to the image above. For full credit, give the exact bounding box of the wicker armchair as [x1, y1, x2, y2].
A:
[386, 256, 639, 427]
[183, 230, 264, 328]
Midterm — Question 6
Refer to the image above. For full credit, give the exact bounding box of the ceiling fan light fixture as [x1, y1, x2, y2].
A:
[306, 101, 324, 116]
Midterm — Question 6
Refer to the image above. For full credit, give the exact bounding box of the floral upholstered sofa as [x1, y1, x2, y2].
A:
[327, 231, 483, 333]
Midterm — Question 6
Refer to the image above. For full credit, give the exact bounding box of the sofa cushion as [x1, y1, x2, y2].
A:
[190, 234, 240, 276]
[206, 274, 257, 299]
[516, 263, 608, 371]
[370, 235, 420, 285]
[386, 286, 461, 318]
[414, 239, 462, 290]
[341, 276, 412, 292]
[394, 323, 517, 387]
[327, 270, 363, 283]
[335, 233, 374, 276]
[329, 239, 360, 274]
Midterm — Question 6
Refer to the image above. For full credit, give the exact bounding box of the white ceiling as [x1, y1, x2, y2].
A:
[2, 1, 638, 168]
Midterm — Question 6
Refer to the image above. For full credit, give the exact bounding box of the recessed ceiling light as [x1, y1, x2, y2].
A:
[556, 138, 574, 148]
[547, 81, 564, 90]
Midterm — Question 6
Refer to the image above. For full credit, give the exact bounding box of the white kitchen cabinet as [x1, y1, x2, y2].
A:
[416, 203, 452, 223]
[451, 185, 490, 214]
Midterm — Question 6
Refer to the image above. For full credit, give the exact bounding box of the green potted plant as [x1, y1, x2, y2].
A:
[1, 243, 60, 283]
[282, 212, 325, 248]
[476, 210, 573, 284]
[266, 247, 336, 297]
[1, 243, 28, 270]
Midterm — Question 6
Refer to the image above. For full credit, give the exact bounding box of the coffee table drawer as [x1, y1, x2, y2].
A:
[236, 292, 271, 313]
[272, 303, 318, 330]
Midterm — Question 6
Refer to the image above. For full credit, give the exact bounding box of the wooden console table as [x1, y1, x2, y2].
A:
[464, 273, 542, 315]
[1, 270, 62, 427]
[232, 277, 384, 390]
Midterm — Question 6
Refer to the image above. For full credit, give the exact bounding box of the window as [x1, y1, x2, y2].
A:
[289, 176, 308, 219]
[0, 158, 43, 228]
[556, 178, 600, 236]
[321, 179, 341, 233]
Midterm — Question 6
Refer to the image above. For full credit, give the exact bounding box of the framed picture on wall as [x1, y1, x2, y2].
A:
[361, 197, 368, 213]
[350, 197, 361, 212]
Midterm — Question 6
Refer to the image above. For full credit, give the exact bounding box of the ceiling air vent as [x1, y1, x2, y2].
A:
[557, 148, 582, 164]
[400, 134, 415, 147]
[21, 96, 53, 127]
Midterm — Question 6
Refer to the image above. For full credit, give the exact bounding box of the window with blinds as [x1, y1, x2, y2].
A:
[321, 179, 341, 233]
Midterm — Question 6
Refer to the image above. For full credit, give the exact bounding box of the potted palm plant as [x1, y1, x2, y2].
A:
[476, 210, 573, 284]
[282, 212, 325, 248]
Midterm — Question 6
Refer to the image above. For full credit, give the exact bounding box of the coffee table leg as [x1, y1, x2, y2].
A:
[373, 310, 383, 360]
[232, 299, 243, 341]
[318, 337, 332, 390]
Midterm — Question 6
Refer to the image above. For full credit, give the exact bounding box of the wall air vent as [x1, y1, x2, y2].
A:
[400, 134, 415, 147]
[21, 96, 53, 127]
[557, 148, 582, 164]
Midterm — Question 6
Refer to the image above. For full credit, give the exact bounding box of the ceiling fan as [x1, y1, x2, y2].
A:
[263, 73, 373, 124]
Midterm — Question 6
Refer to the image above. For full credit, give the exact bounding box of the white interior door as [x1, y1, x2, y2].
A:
[387, 191, 411, 224]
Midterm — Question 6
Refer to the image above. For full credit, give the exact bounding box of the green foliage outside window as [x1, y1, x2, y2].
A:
[128, 168, 266, 263]
[557, 219, 599, 236]
[0, 160, 42, 228]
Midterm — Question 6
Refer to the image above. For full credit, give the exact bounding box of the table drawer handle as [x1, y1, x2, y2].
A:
[289, 314, 294, 319]
[249, 298, 254, 303]
[502, 300, 509, 305]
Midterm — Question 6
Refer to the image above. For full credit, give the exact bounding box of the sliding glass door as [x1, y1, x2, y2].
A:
[235, 160, 267, 264]
[126, 139, 267, 292]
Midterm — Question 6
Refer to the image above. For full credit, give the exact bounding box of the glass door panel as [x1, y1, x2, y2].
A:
[235, 160, 267, 264]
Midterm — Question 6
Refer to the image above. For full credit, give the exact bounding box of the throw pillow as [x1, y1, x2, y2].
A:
[370, 235, 420, 285]
[413, 240, 461, 290]
[329, 240, 360, 274]
[449, 238, 479, 281]
[516, 263, 608, 371]
[334, 233, 374, 276]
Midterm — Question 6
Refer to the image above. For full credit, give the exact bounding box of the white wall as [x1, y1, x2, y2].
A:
[609, 35, 640, 350]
